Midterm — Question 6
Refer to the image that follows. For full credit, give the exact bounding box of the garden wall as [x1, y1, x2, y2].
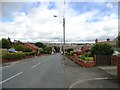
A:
[96, 55, 111, 65]
[111, 55, 118, 65]
[117, 55, 120, 80]
[66, 55, 96, 67]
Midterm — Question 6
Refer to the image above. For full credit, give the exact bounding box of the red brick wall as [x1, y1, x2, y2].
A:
[117, 55, 120, 80]
[96, 55, 111, 65]
[111, 55, 118, 65]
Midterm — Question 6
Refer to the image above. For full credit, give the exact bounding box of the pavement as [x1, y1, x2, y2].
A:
[64, 56, 120, 88]
[1, 54, 120, 89]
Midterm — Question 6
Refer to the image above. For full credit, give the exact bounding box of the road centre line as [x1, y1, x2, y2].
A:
[31, 63, 41, 68]
[0, 72, 23, 84]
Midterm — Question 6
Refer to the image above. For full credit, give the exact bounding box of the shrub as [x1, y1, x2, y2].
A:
[70, 51, 74, 56]
[43, 46, 52, 54]
[14, 45, 32, 52]
[2, 52, 25, 60]
[87, 52, 94, 57]
[91, 43, 114, 55]
[14, 45, 24, 51]
[85, 57, 93, 61]
[23, 48, 32, 52]
[65, 48, 74, 53]
[78, 54, 85, 60]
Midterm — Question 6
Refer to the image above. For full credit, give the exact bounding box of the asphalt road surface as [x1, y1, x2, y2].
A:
[2, 54, 65, 88]
[1, 53, 120, 88]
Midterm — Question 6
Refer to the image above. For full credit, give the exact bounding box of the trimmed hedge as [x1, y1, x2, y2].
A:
[91, 43, 114, 55]
[2, 52, 37, 60]
[2, 52, 25, 60]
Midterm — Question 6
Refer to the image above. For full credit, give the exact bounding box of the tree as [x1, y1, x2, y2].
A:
[0, 40, 2, 48]
[118, 35, 120, 47]
[35, 42, 44, 48]
[54, 46, 60, 53]
[8, 37, 12, 45]
[2, 38, 11, 49]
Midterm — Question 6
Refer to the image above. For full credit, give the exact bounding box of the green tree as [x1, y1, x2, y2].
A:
[2, 38, 11, 49]
[14, 44, 25, 51]
[35, 42, 44, 48]
[54, 46, 60, 53]
[8, 37, 12, 45]
[0, 40, 2, 48]
[118, 35, 120, 47]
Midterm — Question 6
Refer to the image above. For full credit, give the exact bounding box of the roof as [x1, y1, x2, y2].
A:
[24, 43, 39, 49]
[81, 44, 92, 51]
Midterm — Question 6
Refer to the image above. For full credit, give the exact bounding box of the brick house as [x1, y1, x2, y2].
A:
[81, 44, 93, 52]
[24, 43, 40, 54]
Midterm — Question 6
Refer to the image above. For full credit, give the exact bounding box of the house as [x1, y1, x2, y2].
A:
[95, 37, 117, 46]
[81, 44, 93, 52]
[24, 43, 40, 54]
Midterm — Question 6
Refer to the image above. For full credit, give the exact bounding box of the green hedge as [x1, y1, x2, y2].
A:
[2, 52, 37, 60]
[91, 43, 114, 55]
[2, 52, 25, 60]
[14, 45, 32, 52]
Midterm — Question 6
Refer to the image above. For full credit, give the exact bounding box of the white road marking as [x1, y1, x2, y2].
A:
[0, 66, 9, 69]
[69, 77, 114, 89]
[0, 72, 23, 84]
[31, 63, 41, 68]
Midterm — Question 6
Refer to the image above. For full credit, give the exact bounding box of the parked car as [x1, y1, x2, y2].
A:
[8, 48, 17, 53]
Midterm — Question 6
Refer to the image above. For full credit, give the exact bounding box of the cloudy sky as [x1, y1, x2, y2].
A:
[0, 0, 119, 43]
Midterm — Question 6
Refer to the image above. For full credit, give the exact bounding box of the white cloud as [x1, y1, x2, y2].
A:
[1, 2, 118, 43]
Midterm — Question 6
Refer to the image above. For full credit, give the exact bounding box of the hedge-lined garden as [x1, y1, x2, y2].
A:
[2, 51, 37, 60]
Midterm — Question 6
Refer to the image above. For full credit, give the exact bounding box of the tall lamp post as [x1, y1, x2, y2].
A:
[54, 0, 65, 56]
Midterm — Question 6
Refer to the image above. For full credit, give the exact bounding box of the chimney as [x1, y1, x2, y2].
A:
[95, 38, 98, 44]
[107, 38, 110, 43]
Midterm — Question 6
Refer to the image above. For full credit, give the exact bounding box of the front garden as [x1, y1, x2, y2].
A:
[65, 48, 95, 67]
[65, 43, 114, 67]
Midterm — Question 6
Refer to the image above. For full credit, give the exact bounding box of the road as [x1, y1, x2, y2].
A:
[1, 53, 120, 88]
[2, 54, 65, 88]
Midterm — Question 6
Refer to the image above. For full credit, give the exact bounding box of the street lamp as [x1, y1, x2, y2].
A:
[53, 0, 65, 56]
[53, 15, 65, 56]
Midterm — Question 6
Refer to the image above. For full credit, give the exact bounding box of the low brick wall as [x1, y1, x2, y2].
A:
[111, 55, 118, 65]
[66, 55, 95, 67]
[96, 55, 111, 65]
[117, 55, 120, 80]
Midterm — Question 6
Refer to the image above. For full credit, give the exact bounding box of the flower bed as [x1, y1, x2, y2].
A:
[66, 54, 96, 67]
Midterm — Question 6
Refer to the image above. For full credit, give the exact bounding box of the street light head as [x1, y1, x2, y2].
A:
[53, 15, 57, 17]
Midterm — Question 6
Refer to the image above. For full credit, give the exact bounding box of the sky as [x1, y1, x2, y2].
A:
[0, 0, 119, 43]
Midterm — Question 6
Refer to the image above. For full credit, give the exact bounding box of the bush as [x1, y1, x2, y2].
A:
[43, 46, 52, 54]
[25, 52, 37, 56]
[14, 45, 32, 52]
[23, 48, 32, 52]
[91, 43, 114, 55]
[78, 54, 85, 60]
[2, 52, 25, 60]
[87, 52, 94, 57]
[65, 48, 74, 53]
[70, 51, 74, 56]
[85, 57, 93, 61]
[14, 45, 24, 51]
